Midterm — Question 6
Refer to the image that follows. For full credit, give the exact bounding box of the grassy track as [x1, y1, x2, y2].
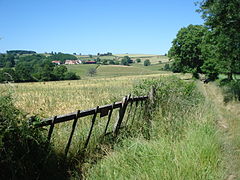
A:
[199, 82, 240, 179]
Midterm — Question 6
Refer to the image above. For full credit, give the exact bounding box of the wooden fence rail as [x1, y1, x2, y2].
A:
[32, 95, 149, 157]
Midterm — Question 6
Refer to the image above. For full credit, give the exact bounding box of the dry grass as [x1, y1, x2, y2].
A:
[0, 74, 171, 155]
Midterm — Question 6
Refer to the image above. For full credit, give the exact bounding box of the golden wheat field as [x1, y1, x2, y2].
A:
[1, 74, 168, 117]
[0, 73, 190, 154]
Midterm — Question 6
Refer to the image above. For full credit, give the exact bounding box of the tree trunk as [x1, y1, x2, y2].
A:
[227, 72, 233, 80]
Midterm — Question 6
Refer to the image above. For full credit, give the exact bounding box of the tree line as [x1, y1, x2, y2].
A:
[0, 54, 79, 83]
[6, 50, 36, 55]
[168, 0, 240, 81]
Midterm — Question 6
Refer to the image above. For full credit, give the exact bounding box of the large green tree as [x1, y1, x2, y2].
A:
[168, 24, 208, 76]
[198, 0, 240, 79]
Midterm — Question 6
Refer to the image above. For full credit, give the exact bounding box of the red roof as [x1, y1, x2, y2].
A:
[52, 61, 60, 63]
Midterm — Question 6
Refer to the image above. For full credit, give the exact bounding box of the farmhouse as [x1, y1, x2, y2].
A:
[51, 61, 61, 65]
[65, 60, 82, 65]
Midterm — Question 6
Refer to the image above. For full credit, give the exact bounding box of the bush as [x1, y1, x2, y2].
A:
[0, 94, 68, 179]
[163, 63, 171, 71]
[64, 72, 80, 80]
[220, 80, 240, 102]
[136, 58, 141, 63]
[133, 76, 203, 139]
[143, 59, 151, 66]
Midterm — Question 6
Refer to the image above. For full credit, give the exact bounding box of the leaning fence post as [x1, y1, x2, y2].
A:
[113, 95, 130, 136]
[65, 110, 80, 157]
[130, 100, 138, 127]
[47, 116, 57, 142]
[104, 102, 115, 135]
[84, 106, 99, 149]
[125, 98, 133, 126]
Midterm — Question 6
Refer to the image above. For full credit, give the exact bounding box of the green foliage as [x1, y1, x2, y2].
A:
[200, 31, 219, 80]
[120, 58, 129, 66]
[133, 77, 202, 121]
[168, 25, 208, 74]
[0, 95, 44, 179]
[6, 50, 36, 55]
[201, 59, 219, 80]
[136, 58, 141, 63]
[121, 56, 133, 65]
[143, 59, 151, 66]
[96, 57, 101, 64]
[163, 63, 171, 71]
[0, 68, 16, 82]
[198, 0, 240, 79]
[0, 54, 80, 83]
[47, 53, 77, 63]
[0, 94, 70, 179]
[63, 71, 80, 80]
[0, 54, 15, 68]
[220, 80, 240, 102]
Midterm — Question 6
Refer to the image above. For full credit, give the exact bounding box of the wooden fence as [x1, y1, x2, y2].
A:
[33, 95, 150, 157]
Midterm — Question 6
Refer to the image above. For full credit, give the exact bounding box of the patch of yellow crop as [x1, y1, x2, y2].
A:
[0, 74, 174, 118]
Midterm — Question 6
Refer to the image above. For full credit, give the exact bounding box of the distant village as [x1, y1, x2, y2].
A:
[51, 60, 96, 65]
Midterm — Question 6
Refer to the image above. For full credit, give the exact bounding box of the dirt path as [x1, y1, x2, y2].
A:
[198, 82, 240, 180]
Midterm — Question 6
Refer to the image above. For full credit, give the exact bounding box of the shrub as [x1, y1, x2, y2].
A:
[163, 63, 171, 71]
[136, 58, 141, 63]
[132, 76, 203, 138]
[0, 94, 67, 179]
[221, 80, 240, 102]
[143, 59, 151, 66]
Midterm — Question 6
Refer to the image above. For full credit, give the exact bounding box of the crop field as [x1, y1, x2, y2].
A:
[1, 74, 174, 118]
[0, 73, 174, 156]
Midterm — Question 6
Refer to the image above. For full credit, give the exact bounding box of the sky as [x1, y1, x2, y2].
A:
[0, 0, 204, 55]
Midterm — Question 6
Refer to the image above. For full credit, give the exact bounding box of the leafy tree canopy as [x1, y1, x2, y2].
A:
[47, 53, 77, 63]
[0, 54, 79, 83]
[168, 24, 208, 74]
[0, 54, 15, 68]
[144, 59, 151, 66]
[6, 50, 36, 55]
[198, 0, 240, 79]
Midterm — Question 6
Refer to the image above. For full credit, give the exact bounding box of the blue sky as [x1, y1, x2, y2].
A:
[0, 0, 203, 55]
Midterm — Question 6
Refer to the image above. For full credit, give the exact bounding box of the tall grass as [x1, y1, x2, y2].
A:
[0, 93, 70, 179]
[86, 77, 224, 179]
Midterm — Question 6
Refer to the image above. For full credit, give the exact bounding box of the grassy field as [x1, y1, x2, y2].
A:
[75, 54, 169, 64]
[2, 62, 236, 179]
[66, 63, 171, 79]
[65, 64, 98, 77]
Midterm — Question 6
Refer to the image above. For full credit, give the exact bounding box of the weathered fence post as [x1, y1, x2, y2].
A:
[125, 99, 133, 126]
[130, 100, 138, 127]
[65, 110, 80, 157]
[104, 102, 115, 135]
[149, 86, 156, 106]
[84, 106, 99, 149]
[47, 116, 57, 142]
[143, 86, 156, 140]
[113, 95, 130, 136]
